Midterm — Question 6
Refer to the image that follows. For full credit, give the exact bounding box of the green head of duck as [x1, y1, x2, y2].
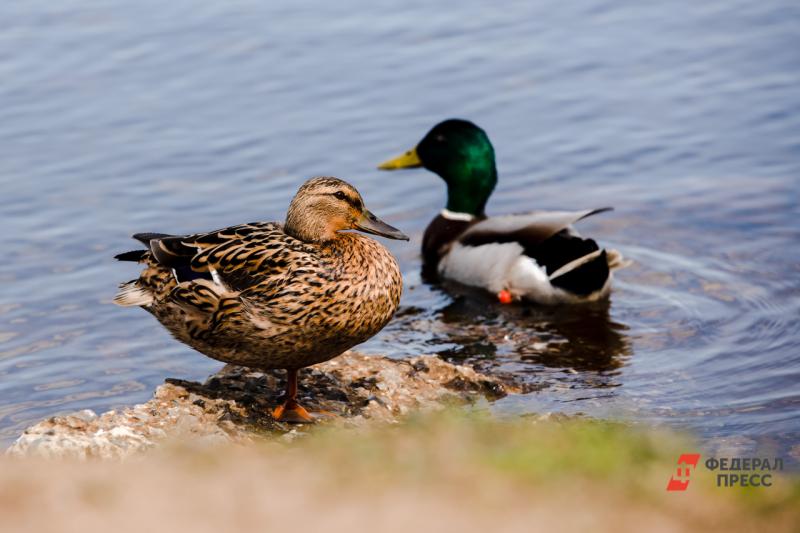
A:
[379, 119, 498, 216]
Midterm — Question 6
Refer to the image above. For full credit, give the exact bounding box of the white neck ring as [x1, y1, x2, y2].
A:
[440, 208, 475, 222]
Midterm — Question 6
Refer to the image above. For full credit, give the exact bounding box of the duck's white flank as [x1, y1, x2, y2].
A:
[439, 241, 613, 304]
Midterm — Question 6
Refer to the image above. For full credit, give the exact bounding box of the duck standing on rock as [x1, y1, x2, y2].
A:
[379, 119, 626, 305]
[114, 177, 408, 422]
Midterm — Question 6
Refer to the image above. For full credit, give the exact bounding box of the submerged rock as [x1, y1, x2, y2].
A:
[7, 352, 512, 459]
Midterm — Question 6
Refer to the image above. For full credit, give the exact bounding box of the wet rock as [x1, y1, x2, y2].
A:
[7, 352, 513, 459]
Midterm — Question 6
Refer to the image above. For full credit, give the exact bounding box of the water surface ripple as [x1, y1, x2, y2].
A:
[1, 1, 798, 456]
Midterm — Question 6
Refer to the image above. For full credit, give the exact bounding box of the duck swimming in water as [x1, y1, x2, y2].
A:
[114, 177, 408, 422]
[379, 119, 625, 304]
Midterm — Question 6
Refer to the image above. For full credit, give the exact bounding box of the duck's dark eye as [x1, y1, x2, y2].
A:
[333, 191, 347, 201]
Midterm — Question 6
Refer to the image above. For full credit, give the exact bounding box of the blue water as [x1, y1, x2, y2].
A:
[1, 1, 799, 456]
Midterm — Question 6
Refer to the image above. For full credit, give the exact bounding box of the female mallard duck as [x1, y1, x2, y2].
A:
[378, 119, 625, 305]
[114, 177, 408, 422]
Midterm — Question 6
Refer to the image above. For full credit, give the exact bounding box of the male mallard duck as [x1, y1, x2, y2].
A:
[378, 119, 625, 304]
[114, 177, 408, 422]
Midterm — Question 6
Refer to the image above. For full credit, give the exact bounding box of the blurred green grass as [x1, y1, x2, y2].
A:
[294, 411, 800, 515]
[4, 411, 798, 533]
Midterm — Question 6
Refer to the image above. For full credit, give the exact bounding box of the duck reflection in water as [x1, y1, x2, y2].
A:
[421, 283, 632, 390]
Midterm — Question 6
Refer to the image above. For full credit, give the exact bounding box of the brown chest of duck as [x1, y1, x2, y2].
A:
[379, 119, 627, 305]
[114, 177, 407, 422]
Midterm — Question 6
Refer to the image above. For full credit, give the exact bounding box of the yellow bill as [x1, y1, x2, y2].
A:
[377, 147, 423, 170]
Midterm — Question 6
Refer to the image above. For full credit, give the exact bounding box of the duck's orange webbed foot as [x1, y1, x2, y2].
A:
[272, 367, 335, 423]
[272, 401, 314, 423]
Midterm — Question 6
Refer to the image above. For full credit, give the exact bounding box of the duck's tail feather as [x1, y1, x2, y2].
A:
[606, 248, 632, 271]
[114, 250, 148, 262]
[113, 281, 153, 307]
[133, 232, 174, 247]
[548, 249, 605, 281]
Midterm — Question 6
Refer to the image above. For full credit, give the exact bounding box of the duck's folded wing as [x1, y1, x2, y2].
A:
[143, 222, 303, 291]
[457, 208, 612, 248]
[143, 223, 267, 267]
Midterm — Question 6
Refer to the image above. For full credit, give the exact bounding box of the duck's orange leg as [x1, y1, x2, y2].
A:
[497, 289, 513, 304]
[272, 368, 314, 423]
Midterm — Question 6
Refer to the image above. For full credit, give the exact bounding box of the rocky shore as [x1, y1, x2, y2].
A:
[6, 352, 512, 459]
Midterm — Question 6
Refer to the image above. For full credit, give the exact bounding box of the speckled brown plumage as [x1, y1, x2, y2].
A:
[114, 177, 407, 420]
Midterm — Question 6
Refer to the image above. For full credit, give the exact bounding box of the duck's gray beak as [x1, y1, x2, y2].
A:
[355, 210, 409, 241]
